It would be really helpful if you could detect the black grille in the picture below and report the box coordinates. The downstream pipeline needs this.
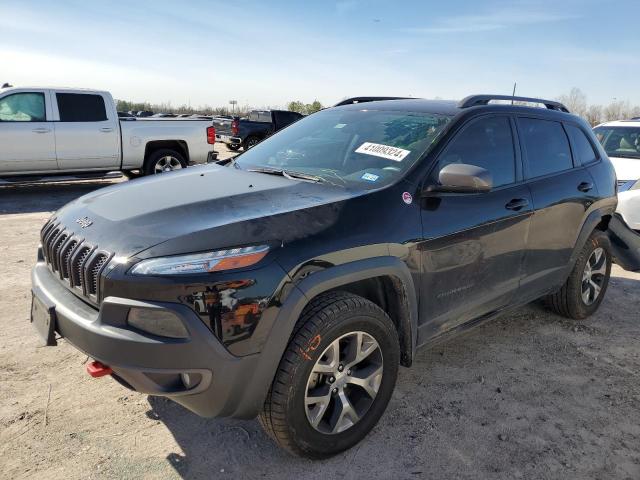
[40,219,111,301]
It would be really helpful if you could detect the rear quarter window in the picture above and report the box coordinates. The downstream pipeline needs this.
[56,93,107,122]
[519,118,572,178]
[565,124,598,165]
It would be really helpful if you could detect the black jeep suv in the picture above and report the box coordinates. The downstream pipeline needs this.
[32,95,618,458]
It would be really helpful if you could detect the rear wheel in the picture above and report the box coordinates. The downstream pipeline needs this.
[544,230,612,319]
[227,143,240,151]
[259,292,400,459]
[243,136,260,150]
[144,149,186,175]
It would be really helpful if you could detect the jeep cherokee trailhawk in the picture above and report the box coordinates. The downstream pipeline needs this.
[32,95,623,458]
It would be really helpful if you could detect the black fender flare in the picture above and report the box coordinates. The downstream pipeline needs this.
[294,256,418,365]
[607,213,640,272]
[564,208,611,279]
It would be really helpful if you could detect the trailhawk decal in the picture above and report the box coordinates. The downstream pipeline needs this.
[355,142,411,162]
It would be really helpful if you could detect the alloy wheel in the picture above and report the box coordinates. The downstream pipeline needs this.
[154,156,183,173]
[304,331,383,434]
[581,247,606,305]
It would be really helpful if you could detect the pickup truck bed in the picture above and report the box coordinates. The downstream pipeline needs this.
[214,110,303,150]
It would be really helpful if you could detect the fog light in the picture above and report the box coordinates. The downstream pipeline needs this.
[127,308,189,339]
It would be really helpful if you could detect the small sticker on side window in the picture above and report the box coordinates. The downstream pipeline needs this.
[334,123,347,128]
[355,142,410,162]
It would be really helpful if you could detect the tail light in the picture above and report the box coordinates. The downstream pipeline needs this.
[206,126,216,145]
[231,119,239,136]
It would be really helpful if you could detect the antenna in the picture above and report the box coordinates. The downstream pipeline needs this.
[511,82,517,105]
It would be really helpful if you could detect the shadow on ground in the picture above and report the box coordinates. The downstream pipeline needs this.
[0,180,122,214]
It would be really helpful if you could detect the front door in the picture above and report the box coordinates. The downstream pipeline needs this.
[418,115,532,341]
[0,90,57,174]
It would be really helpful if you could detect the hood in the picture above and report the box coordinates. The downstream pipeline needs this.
[52,165,359,258]
[609,156,640,181]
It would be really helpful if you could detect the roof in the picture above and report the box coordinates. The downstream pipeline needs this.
[333,97,576,119]
[0,86,110,95]
[596,120,640,128]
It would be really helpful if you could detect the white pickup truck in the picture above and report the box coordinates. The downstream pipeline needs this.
[0,86,216,179]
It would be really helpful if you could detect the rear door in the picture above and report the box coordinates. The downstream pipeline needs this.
[53,91,120,171]
[0,90,57,174]
[517,116,598,296]
[419,115,533,337]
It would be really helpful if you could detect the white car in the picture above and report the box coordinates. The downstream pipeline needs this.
[594,120,640,231]
[0,86,216,179]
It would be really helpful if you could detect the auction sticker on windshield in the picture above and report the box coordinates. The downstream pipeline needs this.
[355,142,411,162]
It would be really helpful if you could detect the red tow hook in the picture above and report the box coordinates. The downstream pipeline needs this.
[86,361,113,378]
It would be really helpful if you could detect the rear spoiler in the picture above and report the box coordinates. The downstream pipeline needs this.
[334,96,416,107]
[607,214,640,272]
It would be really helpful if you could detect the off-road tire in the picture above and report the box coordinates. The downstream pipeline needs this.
[143,149,186,175]
[258,291,400,459]
[545,230,612,319]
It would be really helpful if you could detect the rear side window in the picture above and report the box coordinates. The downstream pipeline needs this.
[519,118,572,178]
[56,93,107,122]
[248,111,271,122]
[566,124,598,165]
[0,92,46,122]
[438,116,516,187]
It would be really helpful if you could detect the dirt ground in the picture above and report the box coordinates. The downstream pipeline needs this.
[1,146,639,479]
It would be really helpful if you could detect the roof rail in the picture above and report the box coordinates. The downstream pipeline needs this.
[459,94,570,113]
[334,96,415,107]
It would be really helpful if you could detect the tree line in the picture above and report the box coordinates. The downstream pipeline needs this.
[115,99,325,117]
[556,88,640,125]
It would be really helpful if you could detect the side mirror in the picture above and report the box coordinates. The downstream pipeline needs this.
[426,163,493,194]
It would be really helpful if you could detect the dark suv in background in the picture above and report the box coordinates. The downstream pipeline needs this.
[32,94,622,458]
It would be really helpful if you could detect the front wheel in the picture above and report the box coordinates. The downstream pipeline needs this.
[544,230,612,319]
[259,292,400,459]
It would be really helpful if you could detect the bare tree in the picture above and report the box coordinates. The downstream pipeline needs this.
[557,87,588,118]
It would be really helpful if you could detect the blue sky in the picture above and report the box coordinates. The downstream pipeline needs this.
[1,0,638,108]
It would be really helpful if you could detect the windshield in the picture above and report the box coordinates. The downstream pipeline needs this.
[594,126,640,159]
[234,108,451,188]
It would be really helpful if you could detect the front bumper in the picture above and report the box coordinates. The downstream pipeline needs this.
[31,262,268,418]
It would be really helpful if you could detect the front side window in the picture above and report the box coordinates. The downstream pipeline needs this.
[593,126,640,160]
[235,108,451,188]
[519,118,572,178]
[56,93,107,122]
[566,124,598,165]
[437,116,516,188]
[0,93,46,122]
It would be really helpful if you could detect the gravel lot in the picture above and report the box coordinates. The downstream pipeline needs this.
[1,146,639,479]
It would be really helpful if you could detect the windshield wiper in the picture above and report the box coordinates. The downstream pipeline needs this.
[246,167,324,183]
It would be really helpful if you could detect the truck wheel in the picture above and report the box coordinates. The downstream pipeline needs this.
[243,136,260,150]
[144,149,186,175]
[259,292,400,459]
[544,230,612,319]
[227,144,240,151]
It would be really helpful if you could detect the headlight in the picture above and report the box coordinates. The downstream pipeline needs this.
[129,245,269,275]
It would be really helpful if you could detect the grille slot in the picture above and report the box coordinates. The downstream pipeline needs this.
[86,253,110,296]
[40,220,112,303]
[59,239,79,281]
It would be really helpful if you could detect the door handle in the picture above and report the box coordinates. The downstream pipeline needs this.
[99,127,114,133]
[578,182,593,192]
[505,198,529,211]
[32,128,51,134]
